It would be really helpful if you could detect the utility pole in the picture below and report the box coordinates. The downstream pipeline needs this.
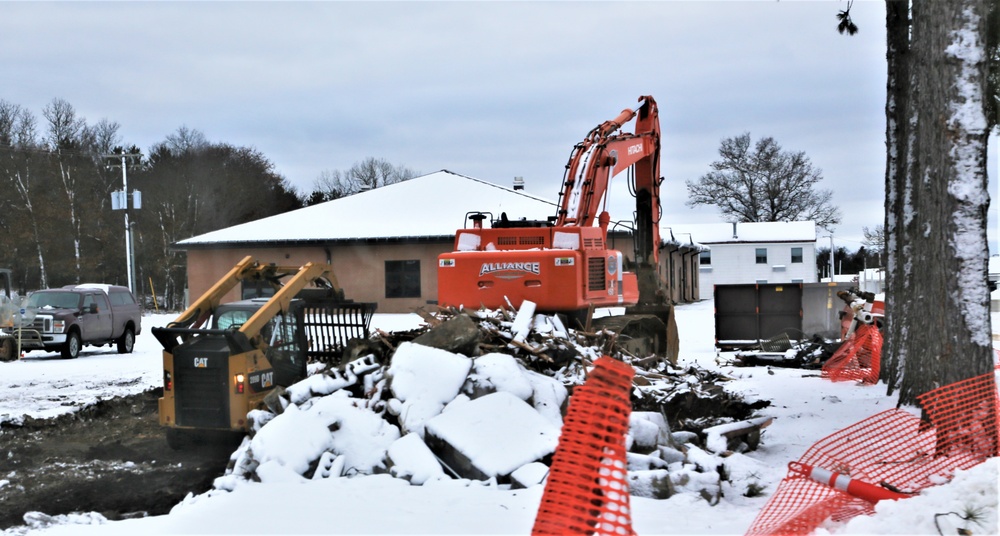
[828,232,835,279]
[820,231,835,280]
[105,153,142,293]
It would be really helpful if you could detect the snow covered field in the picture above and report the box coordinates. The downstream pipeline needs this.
[1,300,997,535]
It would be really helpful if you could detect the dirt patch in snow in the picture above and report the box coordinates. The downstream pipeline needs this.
[0,388,238,530]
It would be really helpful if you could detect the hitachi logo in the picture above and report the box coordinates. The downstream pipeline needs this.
[479,262,540,277]
[627,143,643,155]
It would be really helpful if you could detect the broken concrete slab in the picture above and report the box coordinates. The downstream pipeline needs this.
[522,369,567,428]
[386,433,446,485]
[462,352,534,401]
[411,313,480,355]
[630,411,673,447]
[510,462,549,489]
[386,342,472,436]
[423,391,560,481]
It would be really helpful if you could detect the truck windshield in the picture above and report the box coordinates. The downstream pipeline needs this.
[25,291,80,309]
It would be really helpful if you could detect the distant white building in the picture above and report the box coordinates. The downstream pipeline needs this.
[667,221,818,299]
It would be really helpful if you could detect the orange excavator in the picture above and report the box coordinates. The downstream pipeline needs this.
[438,95,678,362]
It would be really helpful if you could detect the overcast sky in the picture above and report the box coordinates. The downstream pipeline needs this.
[2,1,997,253]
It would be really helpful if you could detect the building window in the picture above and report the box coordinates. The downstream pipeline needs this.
[386,260,421,298]
[755,248,767,264]
[699,250,711,265]
[791,247,803,264]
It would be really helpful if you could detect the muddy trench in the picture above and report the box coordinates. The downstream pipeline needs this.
[0,388,238,530]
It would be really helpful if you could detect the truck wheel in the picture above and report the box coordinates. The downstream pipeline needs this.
[61,331,81,359]
[116,326,135,354]
[0,338,14,362]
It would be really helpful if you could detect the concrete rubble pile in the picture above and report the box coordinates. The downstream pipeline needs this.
[219,303,771,504]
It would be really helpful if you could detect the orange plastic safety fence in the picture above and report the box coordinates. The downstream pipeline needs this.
[747,370,999,536]
[822,324,882,384]
[532,356,635,536]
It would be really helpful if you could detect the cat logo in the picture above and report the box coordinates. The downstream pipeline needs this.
[249,369,276,393]
[193,357,208,368]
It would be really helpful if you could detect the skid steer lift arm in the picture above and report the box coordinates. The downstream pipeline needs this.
[154,256,341,352]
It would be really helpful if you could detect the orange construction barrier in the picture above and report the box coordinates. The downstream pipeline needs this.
[747,369,999,535]
[532,356,635,536]
[822,323,882,384]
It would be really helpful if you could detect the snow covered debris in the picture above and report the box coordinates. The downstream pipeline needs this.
[208,303,768,514]
[248,403,334,478]
[424,391,560,480]
[386,342,472,437]
[386,433,447,485]
[463,352,534,400]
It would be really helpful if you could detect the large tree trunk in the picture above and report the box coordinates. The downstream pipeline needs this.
[893,0,994,407]
[882,0,913,393]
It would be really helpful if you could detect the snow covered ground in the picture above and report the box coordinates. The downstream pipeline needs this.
[1,300,997,535]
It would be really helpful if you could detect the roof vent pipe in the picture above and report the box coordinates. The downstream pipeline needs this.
[732,222,738,239]
[513,176,525,190]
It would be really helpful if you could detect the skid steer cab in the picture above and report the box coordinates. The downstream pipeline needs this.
[153,257,376,449]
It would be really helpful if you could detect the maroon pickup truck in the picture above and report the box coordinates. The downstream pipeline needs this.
[3,284,142,359]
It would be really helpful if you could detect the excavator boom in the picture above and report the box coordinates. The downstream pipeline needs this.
[557,95,662,269]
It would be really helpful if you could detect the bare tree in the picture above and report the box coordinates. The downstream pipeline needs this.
[0,101,48,288]
[685,133,842,228]
[308,169,353,204]
[163,126,208,153]
[862,224,886,267]
[348,156,416,191]
[306,157,418,204]
[42,98,89,282]
[87,119,122,156]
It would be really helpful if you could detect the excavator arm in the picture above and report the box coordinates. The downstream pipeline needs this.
[556,96,664,288]
[556,96,662,266]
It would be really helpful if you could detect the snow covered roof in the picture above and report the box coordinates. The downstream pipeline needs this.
[667,221,816,245]
[175,170,559,247]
